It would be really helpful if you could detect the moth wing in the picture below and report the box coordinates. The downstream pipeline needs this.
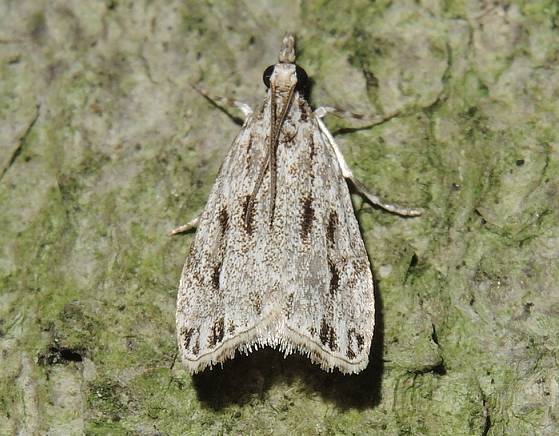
[273,104,375,374]
[177,95,375,374]
[176,112,284,373]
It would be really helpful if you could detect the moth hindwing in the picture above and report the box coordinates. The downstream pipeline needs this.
[176,34,413,374]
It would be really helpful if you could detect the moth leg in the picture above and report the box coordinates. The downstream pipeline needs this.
[314,106,400,125]
[191,83,253,119]
[169,214,201,236]
[315,114,423,217]
[348,177,422,216]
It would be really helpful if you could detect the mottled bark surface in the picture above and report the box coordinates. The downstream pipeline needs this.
[1,1,558,434]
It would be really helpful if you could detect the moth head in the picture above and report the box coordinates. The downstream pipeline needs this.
[262,63,309,95]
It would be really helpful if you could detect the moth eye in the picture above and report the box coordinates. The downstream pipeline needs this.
[262,65,275,88]
[295,65,309,93]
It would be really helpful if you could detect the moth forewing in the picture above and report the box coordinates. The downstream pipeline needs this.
[272,114,376,374]
[176,94,374,374]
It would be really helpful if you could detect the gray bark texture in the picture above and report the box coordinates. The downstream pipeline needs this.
[1,0,558,434]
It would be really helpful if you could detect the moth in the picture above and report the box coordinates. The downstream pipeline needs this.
[174,34,421,374]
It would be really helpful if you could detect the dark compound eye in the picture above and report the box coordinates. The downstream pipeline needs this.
[262,65,275,88]
[295,65,309,93]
